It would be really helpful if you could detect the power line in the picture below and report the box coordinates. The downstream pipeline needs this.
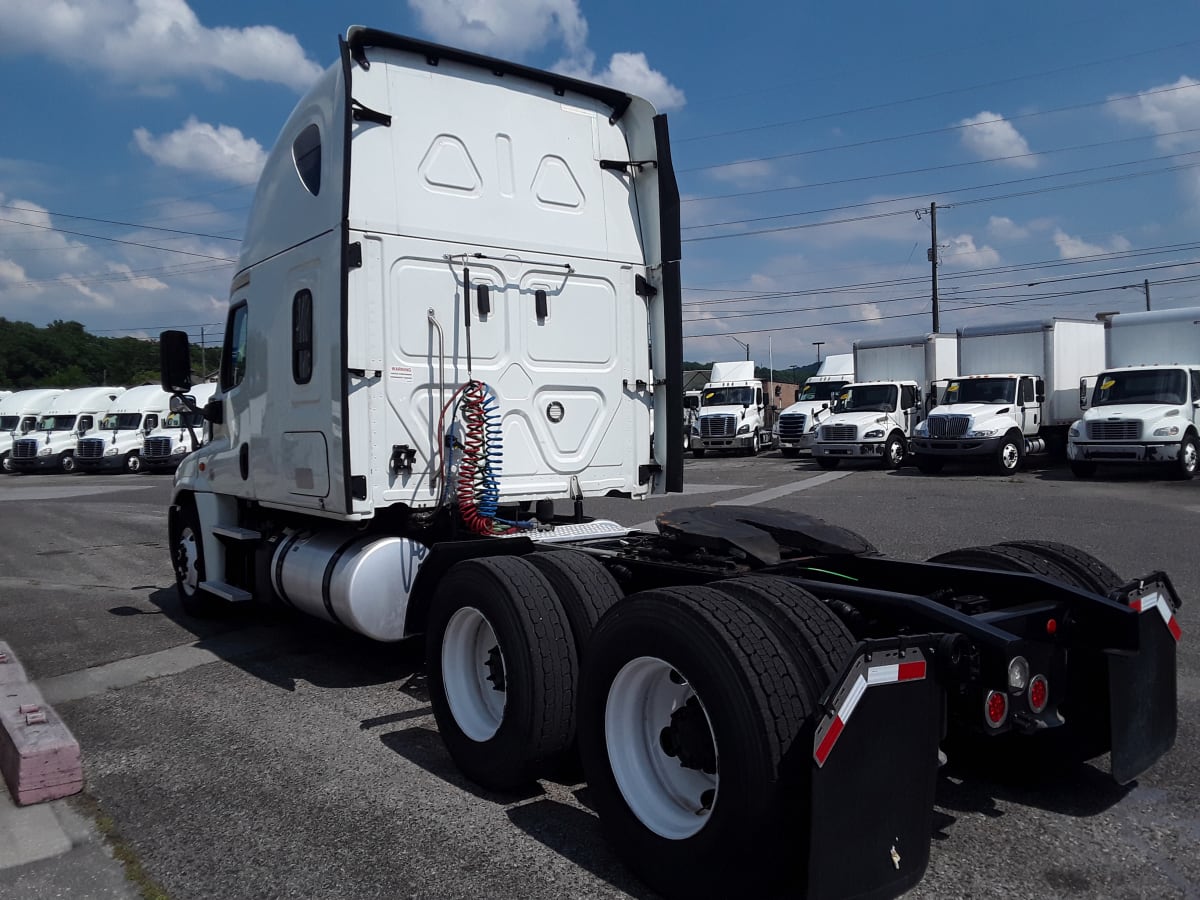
[0,216,238,262]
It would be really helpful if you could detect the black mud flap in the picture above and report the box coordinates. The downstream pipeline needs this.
[806,646,943,900]
[1109,584,1180,784]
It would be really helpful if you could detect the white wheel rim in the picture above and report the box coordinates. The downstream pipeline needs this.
[442,606,506,742]
[1002,443,1019,468]
[889,440,903,465]
[605,656,718,840]
[178,526,201,596]
[1183,442,1197,471]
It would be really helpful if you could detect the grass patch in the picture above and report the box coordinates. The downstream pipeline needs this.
[70,792,170,900]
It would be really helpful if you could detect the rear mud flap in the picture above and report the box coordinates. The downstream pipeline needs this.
[806,647,943,900]
[1109,589,1179,784]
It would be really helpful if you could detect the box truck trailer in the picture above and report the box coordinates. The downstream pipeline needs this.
[1068,306,1200,479]
[812,334,957,469]
[157,28,1179,900]
[775,353,855,457]
[0,389,64,473]
[9,386,126,473]
[689,360,775,456]
[911,319,1105,475]
[74,384,174,474]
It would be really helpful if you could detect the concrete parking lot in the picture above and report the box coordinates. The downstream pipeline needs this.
[0,455,1196,899]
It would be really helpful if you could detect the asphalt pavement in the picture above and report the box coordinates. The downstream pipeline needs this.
[0,454,1196,899]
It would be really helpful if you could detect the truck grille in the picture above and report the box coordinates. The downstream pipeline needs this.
[777,414,807,439]
[927,415,970,438]
[820,425,857,442]
[11,439,38,459]
[76,438,105,459]
[699,415,736,438]
[143,436,173,459]
[1087,421,1140,441]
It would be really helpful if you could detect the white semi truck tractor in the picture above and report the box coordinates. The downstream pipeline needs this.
[157,28,1180,900]
[910,319,1106,475]
[9,386,126,473]
[1068,306,1200,479]
[74,384,174,474]
[812,334,957,469]
[141,382,217,473]
[775,353,854,457]
[689,360,775,456]
[0,389,64,473]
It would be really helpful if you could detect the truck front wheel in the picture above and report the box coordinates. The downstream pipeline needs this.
[124,452,142,473]
[882,432,906,469]
[170,500,225,619]
[993,432,1023,475]
[1172,433,1198,480]
[60,453,76,474]
[427,556,577,792]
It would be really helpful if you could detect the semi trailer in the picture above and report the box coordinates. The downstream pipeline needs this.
[159,28,1180,900]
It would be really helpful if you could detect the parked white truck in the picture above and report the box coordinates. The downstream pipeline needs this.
[690,360,775,456]
[812,334,957,469]
[775,352,854,457]
[73,384,173,474]
[155,28,1180,900]
[0,389,64,473]
[141,382,217,473]
[1068,306,1200,479]
[911,318,1106,475]
[9,386,125,473]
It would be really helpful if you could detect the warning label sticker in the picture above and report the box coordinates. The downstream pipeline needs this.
[389,366,414,382]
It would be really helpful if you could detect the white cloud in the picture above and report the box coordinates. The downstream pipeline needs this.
[408,0,685,111]
[958,111,1037,167]
[986,216,1029,241]
[134,118,266,184]
[943,234,1001,269]
[1109,76,1200,150]
[0,0,323,92]
[1052,229,1132,259]
[859,303,883,322]
[0,257,27,286]
[105,262,168,292]
[707,160,775,184]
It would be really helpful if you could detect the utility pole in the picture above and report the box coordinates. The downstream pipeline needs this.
[200,326,207,377]
[928,202,940,333]
[812,341,824,364]
[1144,279,1151,311]
[730,336,749,361]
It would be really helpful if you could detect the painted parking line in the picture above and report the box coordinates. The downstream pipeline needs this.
[0,484,157,502]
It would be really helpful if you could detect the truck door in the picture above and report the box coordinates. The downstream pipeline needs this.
[1191,370,1200,426]
[1019,377,1038,433]
[901,384,919,433]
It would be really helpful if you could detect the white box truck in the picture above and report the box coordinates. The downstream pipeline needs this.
[775,352,855,457]
[689,360,775,456]
[153,27,1180,900]
[1,389,64,473]
[9,386,125,473]
[910,318,1105,475]
[141,382,217,473]
[812,334,957,469]
[1068,306,1200,479]
[73,384,174,474]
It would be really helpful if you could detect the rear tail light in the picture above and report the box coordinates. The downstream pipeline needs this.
[984,690,1008,728]
[1028,675,1049,713]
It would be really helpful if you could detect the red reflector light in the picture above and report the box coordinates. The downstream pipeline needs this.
[985,690,1007,728]
[1045,618,1057,635]
[1028,675,1048,713]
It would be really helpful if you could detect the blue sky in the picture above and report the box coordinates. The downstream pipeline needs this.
[3,1,1200,372]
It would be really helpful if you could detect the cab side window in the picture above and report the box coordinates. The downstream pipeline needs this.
[1191,369,1200,403]
[901,384,918,410]
[222,302,249,391]
[1021,378,1035,403]
[293,289,313,384]
[755,387,763,406]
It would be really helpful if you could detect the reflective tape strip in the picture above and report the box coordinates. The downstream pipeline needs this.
[814,652,929,767]
[1131,591,1182,643]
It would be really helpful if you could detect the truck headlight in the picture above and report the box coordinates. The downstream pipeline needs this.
[967,428,999,437]
[173,444,188,454]
[863,429,884,439]
[105,446,120,456]
[737,424,750,435]
[1069,424,1081,437]
[1153,425,1180,437]
[914,422,928,437]
[38,446,52,456]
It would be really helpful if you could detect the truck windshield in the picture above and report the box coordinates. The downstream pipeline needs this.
[1092,369,1187,406]
[799,380,850,402]
[0,416,18,431]
[101,413,143,430]
[703,387,755,407]
[164,411,206,428]
[942,378,1015,404]
[38,416,78,432]
[835,384,898,412]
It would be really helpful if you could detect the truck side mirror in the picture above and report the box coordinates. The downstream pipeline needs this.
[1079,376,1096,410]
[160,330,193,393]
[1035,377,1045,404]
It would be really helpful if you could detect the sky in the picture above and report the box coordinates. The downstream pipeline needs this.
[3,1,1200,372]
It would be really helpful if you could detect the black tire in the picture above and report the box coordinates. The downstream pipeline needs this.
[60,453,76,474]
[882,432,906,470]
[914,454,943,474]
[780,448,800,459]
[927,544,1076,583]
[124,452,143,474]
[745,430,761,456]
[427,556,578,792]
[996,540,1122,596]
[815,457,839,470]
[1,452,11,474]
[1069,460,1097,478]
[170,499,226,619]
[525,550,624,657]
[578,586,819,899]
[1172,433,1198,480]
[692,448,707,458]
[992,431,1023,475]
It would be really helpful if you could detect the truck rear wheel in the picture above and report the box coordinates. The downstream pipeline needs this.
[525,550,624,656]
[882,432,906,469]
[1172,433,1198,480]
[997,540,1122,596]
[992,432,1023,475]
[578,586,819,899]
[427,556,577,792]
